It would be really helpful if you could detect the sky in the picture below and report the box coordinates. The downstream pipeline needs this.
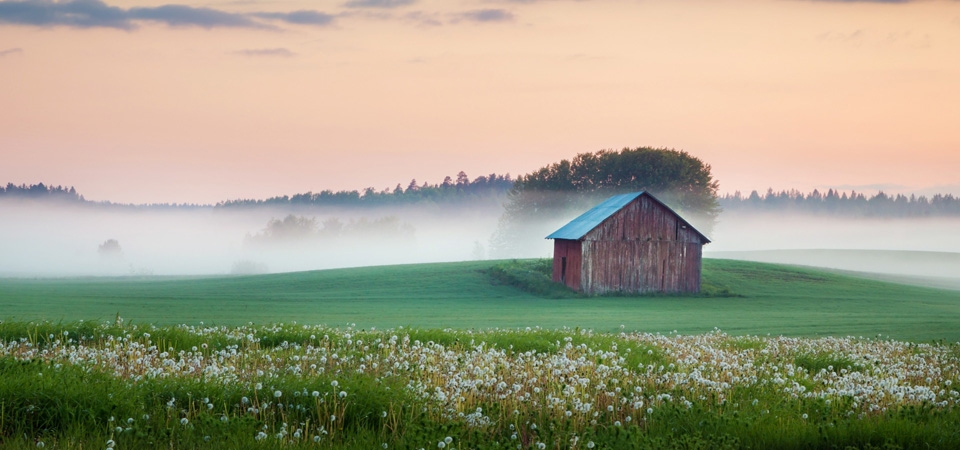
[1,0,959,204]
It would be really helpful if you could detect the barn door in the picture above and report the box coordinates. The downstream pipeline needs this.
[561,257,567,283]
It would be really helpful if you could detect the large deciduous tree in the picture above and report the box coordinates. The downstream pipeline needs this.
[491,147,720,257]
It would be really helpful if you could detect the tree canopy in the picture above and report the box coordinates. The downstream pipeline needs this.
[513,147,720,217]
[491,147,721,257]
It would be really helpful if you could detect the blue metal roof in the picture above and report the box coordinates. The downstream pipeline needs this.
[545,192,644,240]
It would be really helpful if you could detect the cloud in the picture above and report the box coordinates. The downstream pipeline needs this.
[0,0,134,29]
[252,10,335,26]
[0,47,23,56]
[456,9,513,22]
[342,0,415,9]
[403,10,441,27]
[234,47,295,57]
[128,4,261,28]
[0,0,334,30]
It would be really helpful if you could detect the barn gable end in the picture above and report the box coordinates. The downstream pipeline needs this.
[546,192,709,295]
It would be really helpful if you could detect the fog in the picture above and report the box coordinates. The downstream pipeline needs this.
[2,202,959,281]
[0,201,510,277]
[706,213,960,286]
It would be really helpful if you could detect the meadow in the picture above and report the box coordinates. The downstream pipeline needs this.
[1,259,959,341]
[1,321,959,449]
[2,259,960,448]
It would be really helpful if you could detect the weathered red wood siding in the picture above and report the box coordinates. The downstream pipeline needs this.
[552,239,582,291]
[578,195,705,295]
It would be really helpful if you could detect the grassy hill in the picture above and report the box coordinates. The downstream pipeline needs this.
[1,259,958,341]
[708,249,960,285]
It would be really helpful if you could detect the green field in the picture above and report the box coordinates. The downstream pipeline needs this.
[2,259,958,342]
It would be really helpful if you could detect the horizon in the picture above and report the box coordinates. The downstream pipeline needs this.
[3,0,959,204]
[5,174,960,206]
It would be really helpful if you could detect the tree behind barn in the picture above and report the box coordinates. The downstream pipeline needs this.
[491,147,720,257]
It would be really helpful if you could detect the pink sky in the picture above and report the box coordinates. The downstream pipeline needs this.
[1,0,959,204]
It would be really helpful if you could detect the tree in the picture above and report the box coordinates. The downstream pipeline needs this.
[491,147,720,257]
[456,171,469,188]
[98,239,122,256]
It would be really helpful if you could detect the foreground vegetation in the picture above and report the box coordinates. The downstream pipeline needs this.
[1,322,958,449]
[2,259,959,341]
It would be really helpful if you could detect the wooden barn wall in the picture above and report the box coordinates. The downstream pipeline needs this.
[579,196,704,295]
[552,239,582,291]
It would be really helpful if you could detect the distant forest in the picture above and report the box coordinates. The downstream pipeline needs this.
[216,172,514,208]
[4,180,960,217]
[720,189,960,217]
[0,183,84,202]
[0,173,514,208]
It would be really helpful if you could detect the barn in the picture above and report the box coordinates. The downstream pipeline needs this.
[546,192,710,295]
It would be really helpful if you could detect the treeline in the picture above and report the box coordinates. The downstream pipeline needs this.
[0,182,84,201]
[216,172,513,208]
[721,189,960,217]
[0,173,513,209]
